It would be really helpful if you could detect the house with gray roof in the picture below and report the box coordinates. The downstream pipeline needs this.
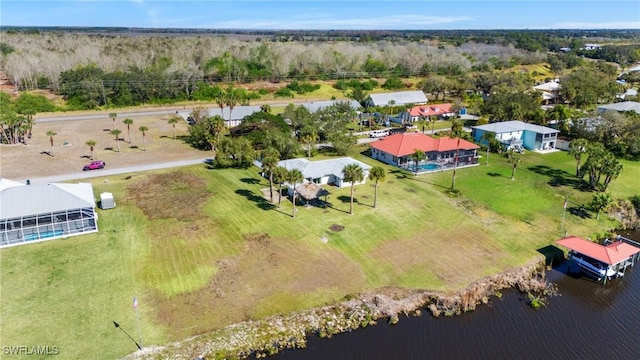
[300,100,362,113]
[277,157,372,194]
[177,105,262,127]
[365,91,428,108]
[1,179,98,247]
[472,121,560,152]
[597,101,640,115]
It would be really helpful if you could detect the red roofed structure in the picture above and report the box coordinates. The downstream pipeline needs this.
[370,133,480,173]
[556,236,640,265]
[403,103,456,123]
[555,235,640,283]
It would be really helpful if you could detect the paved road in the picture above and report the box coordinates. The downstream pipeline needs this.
[22,158,212,185]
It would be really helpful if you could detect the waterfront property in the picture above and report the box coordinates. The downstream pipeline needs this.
[0,178,98,247]
[369,132,480,173]
[277,157,372,195]
[365,90,428,108]
[471,121,559,152]
[555,236,640,284]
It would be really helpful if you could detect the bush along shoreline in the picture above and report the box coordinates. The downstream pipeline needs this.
[125,259,548,360]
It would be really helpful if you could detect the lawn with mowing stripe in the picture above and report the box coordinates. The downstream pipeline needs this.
[1,149,636,359]
[425,150,626,241]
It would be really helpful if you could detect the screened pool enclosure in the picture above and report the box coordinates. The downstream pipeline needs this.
[0,179,98,247]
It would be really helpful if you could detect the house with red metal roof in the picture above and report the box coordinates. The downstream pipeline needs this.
[370,133,480,173]
[399,103,456,124]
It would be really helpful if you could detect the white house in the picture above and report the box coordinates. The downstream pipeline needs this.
[1,179,98,247]
[581,44,601,51]
[533,80,561,104]
[277,157,372,195]
[365,91,428,108]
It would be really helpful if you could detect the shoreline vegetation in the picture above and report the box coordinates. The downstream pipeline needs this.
[126,260,546,360]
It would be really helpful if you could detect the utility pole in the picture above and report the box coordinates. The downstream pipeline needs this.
[101,80,108,108]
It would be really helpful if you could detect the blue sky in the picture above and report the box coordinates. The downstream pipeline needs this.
[2,1,639,30]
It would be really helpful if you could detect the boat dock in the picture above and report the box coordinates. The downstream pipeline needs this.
[556,235,640,285]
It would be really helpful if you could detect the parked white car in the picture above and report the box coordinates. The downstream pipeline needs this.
[369,130,389,138]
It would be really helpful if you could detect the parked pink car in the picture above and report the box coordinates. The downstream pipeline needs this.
[83,160,106,171]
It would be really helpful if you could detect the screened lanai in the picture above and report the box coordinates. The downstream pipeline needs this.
[0,179,98,248]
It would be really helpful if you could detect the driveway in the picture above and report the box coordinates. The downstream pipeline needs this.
[22,158,213,185]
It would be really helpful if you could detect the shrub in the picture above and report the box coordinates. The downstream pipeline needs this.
[274,88,294,98]
[287,80,320,94]
[381,77,404,90]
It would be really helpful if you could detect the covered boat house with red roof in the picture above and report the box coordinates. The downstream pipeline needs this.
[555,236,640,284]
[370,132,480,173]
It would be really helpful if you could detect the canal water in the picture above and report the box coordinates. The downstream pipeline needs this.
[276,230,640,360]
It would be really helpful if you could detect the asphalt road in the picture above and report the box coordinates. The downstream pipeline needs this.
[23,158,212,185]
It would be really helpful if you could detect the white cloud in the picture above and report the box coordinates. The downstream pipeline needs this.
[210,14,473,29]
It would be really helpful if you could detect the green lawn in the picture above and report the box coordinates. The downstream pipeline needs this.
[1,148,637,359]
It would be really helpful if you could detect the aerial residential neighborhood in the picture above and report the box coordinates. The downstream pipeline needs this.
[1,1,640,359]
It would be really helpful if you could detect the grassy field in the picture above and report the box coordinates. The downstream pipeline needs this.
[1,147,636,359]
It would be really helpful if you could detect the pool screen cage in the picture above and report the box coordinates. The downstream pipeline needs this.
[0,207,97,247]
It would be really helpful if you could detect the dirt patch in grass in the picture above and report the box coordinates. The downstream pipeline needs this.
[0,112,206,180]
[330,224,345,232]
[369,227,508,288]
[153,233,366,340]
[126,172,208,220]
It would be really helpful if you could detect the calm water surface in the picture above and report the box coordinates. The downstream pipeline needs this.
[276,230,640,360]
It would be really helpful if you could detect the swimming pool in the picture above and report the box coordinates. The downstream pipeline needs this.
[417,163,441,171]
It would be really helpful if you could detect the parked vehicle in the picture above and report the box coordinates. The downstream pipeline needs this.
[83,160,106,171]
[369,130,390,138]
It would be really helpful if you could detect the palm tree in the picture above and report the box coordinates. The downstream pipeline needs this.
[46,130,57,155]
[343,163,364,215]
[287,169,304,218]
[300,126,318,158]
[85,140,97,160]
[273,166,289,208]
[109,112,117,130]
[590,192,612,220]
[138,126,149,151]
[225,85,239,124]
[548,105,573,134]
[210,115,226,150]
[261,148,280,203]
[168,116,180,140]
[411,149,426,174]
[451,137,461,188]
[110,129,122,152]
[569,138,589,177]
[481,131,496,166]
[602,157,623,190]
[509,151,521,180]
[430,116,437,135]
[368,166,386,208]
[122,118,134,143]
